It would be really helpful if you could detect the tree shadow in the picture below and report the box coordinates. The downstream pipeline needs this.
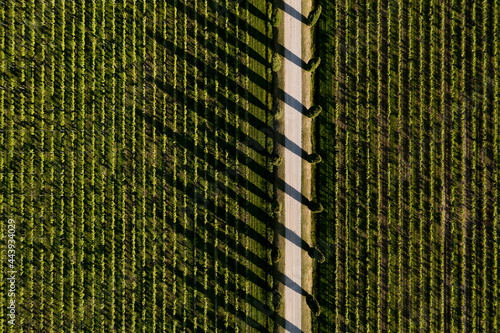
[275,220,312,254]
[136,86,273,181]
[169,0,270,59]
[277,87,306,114]
[277,43,307,68]
[284,135,309,159]
[275,316,303,333]
[168,257,271,332]
[277,1,308,23]
[146,26,269,90]
[276,176,310,205]
[274,273,311,333]
[247,1,269,22]
[169,175,273,250]
[171,218,271,291]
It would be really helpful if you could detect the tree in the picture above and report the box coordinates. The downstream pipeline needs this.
[271,8,282,27]
[304,105,322,118]
[308,201,324,213]
[306,153,322,164]
[308,247,326,263]
[307,5,322,26]
[272,155,283,166]
[274,106,284,120]
[305,57,321,72]
[271,246,282,263]
[271,201,282,214]
[306,294,321,316]
[272,53,282,72]
[272,288,283,310]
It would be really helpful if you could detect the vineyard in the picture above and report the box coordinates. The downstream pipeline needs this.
[2,0,499,331]
[0,0,277,331]
[316,0,500,332]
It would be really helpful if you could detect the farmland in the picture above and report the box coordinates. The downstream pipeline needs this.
[2,0,499,331]
[316,0,500,332]
[0,0,277,331]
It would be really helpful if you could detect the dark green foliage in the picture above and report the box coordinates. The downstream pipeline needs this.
[272,289,283,310]
[306,57,321,72]
[271,201,282,213]
[271,8,282,27]
[306,294,321,316]
[274,106,284,120]
[272,155,283,166]
[5,0,276,330]
[272,53,282,72]
[307,5,322,26]
[308,247,326,263]
[271,246,282,263]
[308,201,324,213]
[317,0,500,331]
[306,153,322,164]
[304,105,322,118]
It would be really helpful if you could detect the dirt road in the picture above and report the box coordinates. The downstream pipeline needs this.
[283,0,303,331]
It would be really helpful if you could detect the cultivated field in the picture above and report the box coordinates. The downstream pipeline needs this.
[4,0,496,332]
[0,0,276,331]
[316,0,499,331]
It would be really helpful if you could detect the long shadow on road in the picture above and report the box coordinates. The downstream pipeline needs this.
[277,43,307,68]
[275,177,310,205]
[277,0,308,22]
[277,87,306,114]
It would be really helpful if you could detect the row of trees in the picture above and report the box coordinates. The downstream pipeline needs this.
[269,2,325,214]
[267,2,325,320]
[306,4,323,219]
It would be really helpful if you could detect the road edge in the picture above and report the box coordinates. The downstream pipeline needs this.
[301,0,315,331]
